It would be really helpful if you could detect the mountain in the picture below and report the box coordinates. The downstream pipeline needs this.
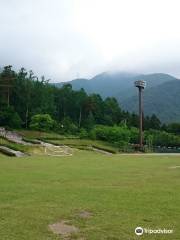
[122,80,180,123]
[54,72,180,123]
[54,78,90,91]
[55,72,176,98]
[54,72,140,98]
[115,73,177,102]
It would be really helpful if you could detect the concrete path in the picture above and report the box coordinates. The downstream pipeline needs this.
[0,127,31,145]
[0,146,26,157]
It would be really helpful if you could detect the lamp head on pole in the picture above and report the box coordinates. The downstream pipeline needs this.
[134,80,146,89]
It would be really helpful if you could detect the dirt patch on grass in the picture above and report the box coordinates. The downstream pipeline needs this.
[169,166,180,169]
[49,220,78,237]
[78,211,92,219]
[40,141,73,156]
[92,146,113,155]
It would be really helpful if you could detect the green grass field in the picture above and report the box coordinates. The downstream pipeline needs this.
[0,151,180,240]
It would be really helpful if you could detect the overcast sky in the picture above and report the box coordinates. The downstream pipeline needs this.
[1,0,180,82]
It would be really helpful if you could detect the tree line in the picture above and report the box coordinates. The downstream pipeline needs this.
[0,66,162,128]
[0,66,179,148]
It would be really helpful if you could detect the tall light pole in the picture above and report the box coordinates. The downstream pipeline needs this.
[134,80,146,151]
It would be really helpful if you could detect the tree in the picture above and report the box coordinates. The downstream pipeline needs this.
[83,112,95,130]
[149,114,161,129]
[60,117,78,134]
[74,89,87,127]
[0,105,22,128]
[127,112,139,128]
[104,97,122,125]
[0,65,16,106]
[167,123,180,135]
[30,114,55,131]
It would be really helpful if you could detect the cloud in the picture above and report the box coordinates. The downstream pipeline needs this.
[0,0,180,81]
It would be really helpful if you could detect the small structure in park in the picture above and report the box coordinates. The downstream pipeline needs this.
[134,80,146,151]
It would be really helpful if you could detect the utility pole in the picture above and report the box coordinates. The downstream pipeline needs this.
[134,80,146,151]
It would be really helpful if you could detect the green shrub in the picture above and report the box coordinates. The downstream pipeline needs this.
[88,129,96,140]
[145,129,180,147]
[30,114,55,131]
[79,128,88,139]
[92,125,131,146]
[59,117,78,134]
[129,127,139,144]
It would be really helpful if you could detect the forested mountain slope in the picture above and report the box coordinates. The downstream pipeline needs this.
[55,72,179,122]
[122,80,180,123]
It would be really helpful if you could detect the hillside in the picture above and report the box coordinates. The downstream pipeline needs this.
[54,72,139,98]
[116,73,177,102]
[54,72,179,123]
[55,72,177,100]
[122,80,180,123]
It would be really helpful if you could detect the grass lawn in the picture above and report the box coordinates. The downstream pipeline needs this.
[18,130,77,140]
[0,151,180,239]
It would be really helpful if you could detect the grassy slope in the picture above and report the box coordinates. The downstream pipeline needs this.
[0,137,30,153]
[18,130,76,140]
[0,151,180,240]
[17,130,119,153]
[0,137,46,155]
[46,139,119,153]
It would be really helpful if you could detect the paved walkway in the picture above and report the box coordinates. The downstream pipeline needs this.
[0,146,26,157]
[0,127,31,145]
